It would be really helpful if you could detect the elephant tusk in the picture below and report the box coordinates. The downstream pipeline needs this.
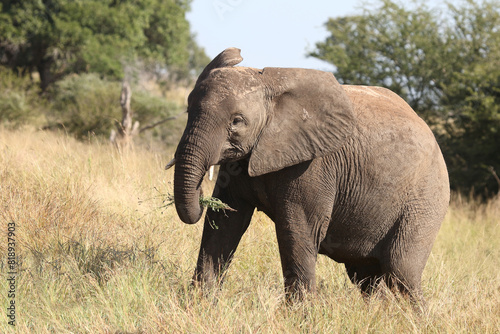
[165,158,176,170]
[208,165,215,181]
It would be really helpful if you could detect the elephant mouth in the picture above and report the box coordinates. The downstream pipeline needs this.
[219,143,248,163]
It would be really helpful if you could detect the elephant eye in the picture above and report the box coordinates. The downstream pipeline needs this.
[231,115,245,126]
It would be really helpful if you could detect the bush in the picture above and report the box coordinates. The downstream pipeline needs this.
[46,74,122,139]
[132,90,183,128]
[0,68,45,128]
[46,73,184,140]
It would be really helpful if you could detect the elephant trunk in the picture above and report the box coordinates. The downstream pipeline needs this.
[173,140,209,225]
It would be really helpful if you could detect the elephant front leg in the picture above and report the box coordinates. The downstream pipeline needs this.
[193,197,255,289]
[275,227,319,300]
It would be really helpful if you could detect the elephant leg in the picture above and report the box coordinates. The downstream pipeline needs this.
[345,262,382,296]
[382,212,440,305]
[193,190,255,289]
[275,226,319,300]
[383,258,425,305]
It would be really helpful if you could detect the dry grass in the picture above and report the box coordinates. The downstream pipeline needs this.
[0,128,499,333]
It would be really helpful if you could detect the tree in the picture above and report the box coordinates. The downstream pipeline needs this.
[309,0,500,196]
[0,0,208,91]
[438,1,500,194]
[309,0,446,116]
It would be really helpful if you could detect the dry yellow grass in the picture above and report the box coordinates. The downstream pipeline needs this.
[0,128,499,333]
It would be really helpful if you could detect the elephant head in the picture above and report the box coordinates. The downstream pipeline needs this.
[172,48,355,224]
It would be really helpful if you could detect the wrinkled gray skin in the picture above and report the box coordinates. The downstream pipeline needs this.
[173,48,450,302]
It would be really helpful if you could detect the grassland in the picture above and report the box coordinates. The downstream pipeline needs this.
[0,128,499,333]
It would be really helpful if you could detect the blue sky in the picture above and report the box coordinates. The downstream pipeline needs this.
[187,0,451,71]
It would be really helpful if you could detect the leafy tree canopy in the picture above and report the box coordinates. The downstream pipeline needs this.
[310,0,500,196]
[0,0,209,91]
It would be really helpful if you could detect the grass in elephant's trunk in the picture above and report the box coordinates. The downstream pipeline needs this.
[198,196,236,212]
[158,192,236,214]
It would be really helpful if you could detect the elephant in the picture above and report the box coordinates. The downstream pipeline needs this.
[168,48,450,303]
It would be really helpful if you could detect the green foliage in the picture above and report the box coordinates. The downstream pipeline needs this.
[199,196,236,212]
[310,0,500,196]
[45,74,183,139]
[438,1,500,194]
[0,67,45,127]
[46,74,121,138]
[309,0,447,115]
[131,90,182,127]
[158,192,236,214]
[0,0,208,90]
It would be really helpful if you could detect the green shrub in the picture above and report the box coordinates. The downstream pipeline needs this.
[0,67,44,128]
[46,74,122,139]
[46,73,184,140]
[132,90,183,127]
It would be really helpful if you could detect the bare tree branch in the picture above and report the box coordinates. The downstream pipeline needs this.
[139,112,185,133]
[487,166,500,194]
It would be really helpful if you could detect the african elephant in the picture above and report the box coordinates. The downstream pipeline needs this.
[168,48,450,302]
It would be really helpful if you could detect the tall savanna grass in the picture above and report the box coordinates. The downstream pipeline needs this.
[0,128,499,333]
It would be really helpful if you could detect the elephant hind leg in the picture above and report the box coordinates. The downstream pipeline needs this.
[381,257,426,305]
[345,262,383,296]
[345,261,426,309]
[383,272,424,303]
[382,212,442,305]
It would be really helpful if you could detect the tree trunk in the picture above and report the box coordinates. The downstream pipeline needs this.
[110,81,139,149]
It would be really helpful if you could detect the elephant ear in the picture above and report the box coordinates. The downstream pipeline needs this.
[195,47,243,86]
[248,68,355,177]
